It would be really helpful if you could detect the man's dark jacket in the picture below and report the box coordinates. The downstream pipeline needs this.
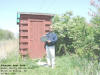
[45,32,58,46]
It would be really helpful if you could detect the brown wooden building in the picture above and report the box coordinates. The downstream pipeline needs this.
[17,12,54,59]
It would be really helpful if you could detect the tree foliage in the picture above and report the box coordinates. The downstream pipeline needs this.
[89,0,100,16]
[0,29,15,40]
[52,11,100,62]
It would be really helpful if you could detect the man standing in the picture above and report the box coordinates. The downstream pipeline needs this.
[45,26,58,69]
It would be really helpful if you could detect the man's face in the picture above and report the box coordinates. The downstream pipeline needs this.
[49,26,53,32]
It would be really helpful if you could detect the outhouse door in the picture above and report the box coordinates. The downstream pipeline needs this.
[28,20,45,58]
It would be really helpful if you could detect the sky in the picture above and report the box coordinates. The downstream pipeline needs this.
[0,0,92,35]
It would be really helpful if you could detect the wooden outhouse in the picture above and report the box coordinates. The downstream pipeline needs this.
[17,12,54,59]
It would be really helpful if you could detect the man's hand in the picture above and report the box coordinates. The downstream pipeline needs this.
[47,40,51,43]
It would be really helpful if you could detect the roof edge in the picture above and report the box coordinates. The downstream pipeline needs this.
[17,12,55,17]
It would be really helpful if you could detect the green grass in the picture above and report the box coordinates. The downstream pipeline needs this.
[0,52,100,75]
[0,40,100,75]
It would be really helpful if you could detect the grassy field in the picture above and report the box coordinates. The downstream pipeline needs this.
[0,40,18,60]
[0,40,100,75]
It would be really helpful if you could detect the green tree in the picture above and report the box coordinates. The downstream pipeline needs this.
[89,0,100,62]
[0,29,15,40]
[53,11,98,62]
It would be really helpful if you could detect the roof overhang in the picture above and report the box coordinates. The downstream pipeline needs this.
[17,12,54,17]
